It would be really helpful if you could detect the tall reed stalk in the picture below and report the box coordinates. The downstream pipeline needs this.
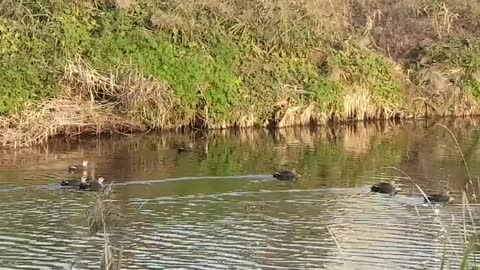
[86,184,124,270]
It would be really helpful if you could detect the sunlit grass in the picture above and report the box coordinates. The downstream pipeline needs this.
[1,0,480,148]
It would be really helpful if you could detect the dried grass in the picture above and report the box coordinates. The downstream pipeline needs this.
[114,0,133,9]
[277,104,321,128]
[0,57,183,149]
[63,58,178,129]
[354,0,480,61]
[414,66,480,117]
[342,86,378,120]
[0,94,144,149]
[86,184,123,235]
[86,184,124,270]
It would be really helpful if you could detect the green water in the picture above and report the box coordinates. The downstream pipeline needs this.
[0,119,479,269]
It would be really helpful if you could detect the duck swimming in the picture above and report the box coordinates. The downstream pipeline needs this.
[424,191,454,204]
[178,143,194,153]
[370,181,401,196]
[61,175,88,187]
[69,160,88,173]
[79,177,105,191]
[273,169,300,181]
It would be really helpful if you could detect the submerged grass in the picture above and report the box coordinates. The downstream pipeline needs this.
[1,0,480,147]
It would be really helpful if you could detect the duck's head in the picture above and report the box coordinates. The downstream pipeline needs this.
[98,177,105,184]
[81,175,88,183]
[82,160,89,167]
[448,196,455,204]
[292,168,301,177]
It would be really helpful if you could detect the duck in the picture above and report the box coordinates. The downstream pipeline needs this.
[177,142,194,153]
[424,191,454,204]
[79,177,105,191]
[370,181,401,196]
[68,160,88,173]
[273,169,300,181]
[61,175,88,187]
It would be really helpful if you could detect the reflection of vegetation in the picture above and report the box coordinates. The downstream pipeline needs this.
[3,119,480,192]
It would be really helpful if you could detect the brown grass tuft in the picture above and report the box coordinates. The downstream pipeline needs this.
[0,95,144,149]
[0,57,183,149]
[86,184,124,269]
[114,0,133,9]
[342,86,377,120]
[62,58,178,129]
[149,11,184,31]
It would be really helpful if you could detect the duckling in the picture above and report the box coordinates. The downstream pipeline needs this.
[61,175,88,187]
[79,177,105,191]
[370,181,401,196]
[424,191,454,204]
[178,142,194,153]
[273,168,300,181]
[68,160,88,173]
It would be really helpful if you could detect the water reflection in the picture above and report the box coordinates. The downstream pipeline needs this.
[0,118,480,268]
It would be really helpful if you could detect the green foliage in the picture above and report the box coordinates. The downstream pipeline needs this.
[308,79,344,112]
[0,18,59,113]
[0,0,404,122]
[467,81,480,99]
[330,45,403,107]
[429,39,480,71]
[428,38,480,99]
[7,0,478,125]
[54,9,246,124]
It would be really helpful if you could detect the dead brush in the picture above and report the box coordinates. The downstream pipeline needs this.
[0,94,144,149]
[167,0,351,50]
[86,184,123,235]
[342,86,379,121]
[63,58,179,129]
[414,66,480,117]
[86,183,124,270]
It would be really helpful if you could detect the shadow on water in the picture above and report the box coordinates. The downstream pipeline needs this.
[0,118,480,269]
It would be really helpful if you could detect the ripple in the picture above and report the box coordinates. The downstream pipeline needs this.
[2,123,480,269]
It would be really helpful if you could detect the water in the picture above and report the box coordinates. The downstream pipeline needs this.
[1,119,480,269]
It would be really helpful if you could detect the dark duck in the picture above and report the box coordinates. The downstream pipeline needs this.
[79,177,105,191]
[177,142,194,153]
[61,175,88,187]
[68,160,88,173]
[370,181,401,196]
[424,191,454,204]
[273,169,300,181]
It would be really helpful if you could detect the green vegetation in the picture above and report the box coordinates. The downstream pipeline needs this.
[427,38,480,98]
[0,0,480,147]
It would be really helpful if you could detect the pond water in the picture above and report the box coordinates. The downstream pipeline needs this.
[1,119,480,269]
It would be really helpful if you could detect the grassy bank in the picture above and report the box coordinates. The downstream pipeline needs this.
[1,0,480,147]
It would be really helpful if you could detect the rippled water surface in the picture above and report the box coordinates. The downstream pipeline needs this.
[2,119,480,269]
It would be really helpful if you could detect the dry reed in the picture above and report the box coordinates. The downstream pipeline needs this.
[63,58,178,129]
[0,56,185,149]
[86,183,124,270]
[0,95,144,149]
